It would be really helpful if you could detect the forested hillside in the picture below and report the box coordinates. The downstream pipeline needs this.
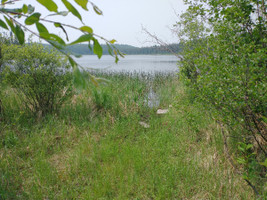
[43,43,181,55]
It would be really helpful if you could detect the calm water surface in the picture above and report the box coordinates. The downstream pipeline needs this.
[74,55,178,73]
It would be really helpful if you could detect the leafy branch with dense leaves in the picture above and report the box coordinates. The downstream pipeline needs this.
[178,0,266,197]
[0,0,124,89]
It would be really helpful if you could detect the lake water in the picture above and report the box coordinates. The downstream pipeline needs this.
[74,55,178,73]
[75,55,178,108]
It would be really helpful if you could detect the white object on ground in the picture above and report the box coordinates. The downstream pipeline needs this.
[156,109,169,115]
[139,121,150,128]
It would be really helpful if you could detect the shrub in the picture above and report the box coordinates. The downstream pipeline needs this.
[3,43,73,117]
[176,0,266,196]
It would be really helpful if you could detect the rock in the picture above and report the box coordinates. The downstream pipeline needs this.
[156,109,169,115]
[139,121,150,128]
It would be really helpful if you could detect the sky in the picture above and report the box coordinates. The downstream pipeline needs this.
[5,0,187,47]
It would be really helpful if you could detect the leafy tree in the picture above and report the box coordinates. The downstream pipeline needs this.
[177,0,266,196]
[0,0,123,86]
[0,0,124,115]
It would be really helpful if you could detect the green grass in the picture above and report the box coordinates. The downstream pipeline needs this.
[0,72,254,199]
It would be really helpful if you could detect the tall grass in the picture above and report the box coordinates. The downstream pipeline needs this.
[0,72,254,199]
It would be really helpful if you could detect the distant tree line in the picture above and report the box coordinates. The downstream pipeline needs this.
[43,43,181,55]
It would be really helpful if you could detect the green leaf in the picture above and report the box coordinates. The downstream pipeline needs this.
[110,39,116,44]
[40,33,66,46]
[74,0,88,11]
[68,56,76,68]
[93,39,102,59]
[36,22,48,33]
[242,175,249,181]
[25,12,41,25]
[0,8,22,14]
[246,144,253,150]
[262,116,267,124]
[22,4,28,14]
[0,19,8,30]
[1,0,8,4]
[27,4,35,14]
[118,50,125,58]
[73,66,86,92]
[260,158,267,167]
[238,142,246,152]
[92,4,103,15]
[88,43,92,51]
[106,43,113,56]
[47,40,66,51]
[108,47,113,56]
[61,0,82,21]
[95,77,110,85]
[54,22,61,28]
[58,11,69,16]
[69,34,92,45]
[80,26,93,34]
[37,0,58,12]
[54,23,69,41]
[115,56,119,63]
[237,157,246,164]
[113,49,118,56]
[4,16,15,32]
[46,11,69,17]
[15,25,25,45]
[89,74,99,87]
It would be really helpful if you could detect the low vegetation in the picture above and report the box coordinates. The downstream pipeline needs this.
[0,70,255,199]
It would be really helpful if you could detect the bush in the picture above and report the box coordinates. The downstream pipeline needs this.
[176,0,266,196]
[3,43,73,117]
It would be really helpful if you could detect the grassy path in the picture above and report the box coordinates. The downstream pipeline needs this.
[0,73,254,199]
